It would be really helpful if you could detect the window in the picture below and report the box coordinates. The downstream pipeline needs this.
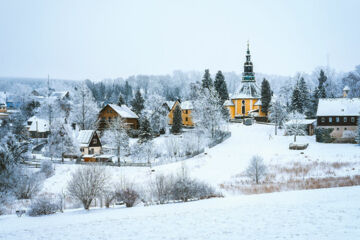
[92,139,97,144]
[337,128,339,130]
[336,117,340,123]
[80,148,84,152]
[108,117,112,121]
[185,110,188,114]
[345,128,347,130]
[329,117,332,123]
[110,110,113,113]
[102,117,105,121]
[351,117,355,123]
[185,117,188,122]
[321,117,325,123]
[344,117,347,123]
[241,100,246,114]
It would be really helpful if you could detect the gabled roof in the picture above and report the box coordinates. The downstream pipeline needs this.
[180,101,193,110]
[28,117,49,132]
[50,91,69,99]
[77,130,95,147]
[165,101,175,109]
[232,81,261,99]
[224,100,234,106]
[317,98,360,116]
[107,104,139,119]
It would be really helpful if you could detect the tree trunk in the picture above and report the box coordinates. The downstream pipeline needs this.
[294,134,297,142]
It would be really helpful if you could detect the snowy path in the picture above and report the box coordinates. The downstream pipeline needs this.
[1,186,360,240]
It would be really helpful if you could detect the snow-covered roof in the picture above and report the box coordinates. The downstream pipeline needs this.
[317,98,360,116]
[232,82,261,99]
[180,101,193,110]
[77,130,95,147]
[28,118,49,133]
[108,104,139,119]
[165,101,175,109]
[224,100,234,106]
[50,91,69,99]
[285,119,316,125]
[254,99,262,106]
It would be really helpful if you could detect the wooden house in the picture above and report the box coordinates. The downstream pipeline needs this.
[316,92,360,142]
[26,116,50,138]
[98,104,139,130]
[77,130,102,157]
[168,100,194,127]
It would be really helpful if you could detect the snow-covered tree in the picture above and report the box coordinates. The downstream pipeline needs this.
[131,89,145,116]
[310,70,328,117]
[138,116,152,142]
[145,94,168,135]
[131,140,154,164]
[261,78,272,113]
[342,65,360,98]
[101,118,129,166]
[286,112,306,142]
[202,69,213,90]
[268,100,288,135]
[214,71,229,103]
[171,105,182,134]
[70,82,99,130]
[67,164,108,210]
[192,83,228,139]
[117,94,125,106]
[356,117,360,145]
[246,155,267,184]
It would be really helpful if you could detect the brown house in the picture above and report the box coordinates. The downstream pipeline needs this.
[77,130,102,162]
[98,104,139,130]
[316,96,360,141]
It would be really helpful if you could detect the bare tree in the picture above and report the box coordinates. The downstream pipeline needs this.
[285,112,306,142]
[152,174,173,204]
[246,155,267,184]
[67,164,108,210]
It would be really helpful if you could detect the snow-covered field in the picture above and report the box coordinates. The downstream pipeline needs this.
[1,186,360,240]
[39,123,360,196]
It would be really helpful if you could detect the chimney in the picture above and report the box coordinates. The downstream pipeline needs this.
[343,86,350,98]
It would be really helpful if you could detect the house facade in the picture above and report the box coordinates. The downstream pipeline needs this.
[98,104,139,130]
[316,94,360,141]
[168,100,194,127]
[77,130,102,157]
[26,116,50,138]
[225,43,267,120]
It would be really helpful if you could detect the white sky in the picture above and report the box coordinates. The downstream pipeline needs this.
[0,0,359,80]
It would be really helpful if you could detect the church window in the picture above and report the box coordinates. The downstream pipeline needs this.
[185,117,188,122]
[241,100,245,114]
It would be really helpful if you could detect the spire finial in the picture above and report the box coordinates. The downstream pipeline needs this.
[247,40,249,51]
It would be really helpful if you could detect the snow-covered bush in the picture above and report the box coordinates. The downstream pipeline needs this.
[28,196,60,216]
[315,128,334,143]
[67,164,108,210]
[151,174,174,204]
[14,171,45,199]
[115,187,140,207]
[246,155,267,184]
[102,188,116,208]
[40,160,54,178]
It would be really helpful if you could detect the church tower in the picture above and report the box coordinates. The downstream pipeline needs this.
[224,42,267,120]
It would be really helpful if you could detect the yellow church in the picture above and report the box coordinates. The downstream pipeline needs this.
[225,43,267,120]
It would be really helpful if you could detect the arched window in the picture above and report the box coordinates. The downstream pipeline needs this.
[241,100,246,114]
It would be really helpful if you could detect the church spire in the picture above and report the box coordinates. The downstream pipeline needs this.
[242,41,255,82]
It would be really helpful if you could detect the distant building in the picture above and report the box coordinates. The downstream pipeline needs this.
[26,116,50,138]
[168,100,194,127]
[225,42,267,120]
[316,88,360,141]
[98,104,139,130]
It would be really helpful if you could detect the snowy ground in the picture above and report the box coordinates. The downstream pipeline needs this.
[1,186,360,240]
[39,123,360,196]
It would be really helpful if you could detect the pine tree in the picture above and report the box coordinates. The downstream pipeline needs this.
[298,77,310,115]
[214,71,229,103]
[139,116,152,142]
[291,83,302,113]
[171,105,182,134]
[130,89,145,115]
[124,81,133,104]
[117,94,125,106]
[310,70,328,117]
[261,78,272,114]
[202,69,213,90]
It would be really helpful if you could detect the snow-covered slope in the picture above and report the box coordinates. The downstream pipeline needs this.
[1,186,359,240]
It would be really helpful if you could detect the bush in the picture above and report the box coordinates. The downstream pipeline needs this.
[14,171,45,199]
[67,164,108,210]
[40,160,54,178]
[102,189,116,208]
[315,128,334,143]
[28,196,59,216]
[127,129,141,138]
[116,187,140,207]
[152,174,173,204]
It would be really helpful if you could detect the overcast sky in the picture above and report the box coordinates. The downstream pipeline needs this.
[0,0,359,80]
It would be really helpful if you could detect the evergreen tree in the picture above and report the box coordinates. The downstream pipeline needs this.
[214,71,229,103]
[124,81,133,104]
[298,77,310,116]
[260,78,272,113]
[139,116,152,142]
[310,70,328,117]
[117,94,125,106]
[171,105,182,134]
[130,89,145,115]
[291,82,302,113]
[202,69,213,90]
